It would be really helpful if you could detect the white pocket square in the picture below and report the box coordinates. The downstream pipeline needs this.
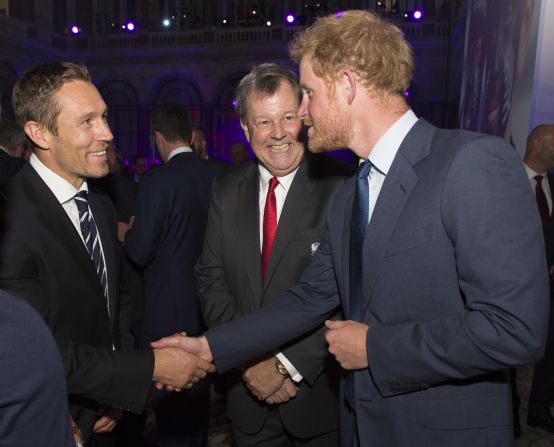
[310,242,320,256]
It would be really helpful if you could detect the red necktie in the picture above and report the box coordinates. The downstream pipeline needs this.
[261,177,279,285]
[534,175,550,226]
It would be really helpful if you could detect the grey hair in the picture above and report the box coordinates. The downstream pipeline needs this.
[234,63,303,122]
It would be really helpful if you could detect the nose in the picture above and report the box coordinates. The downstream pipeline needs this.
[99,119,113,143]
[298,93,309,120]
[271,121,285,140]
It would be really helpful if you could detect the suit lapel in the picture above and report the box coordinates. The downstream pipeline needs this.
[359,119,434,319]
[238,165,263,307]
[262,160,313,295]
[23,166,107,306]
[88,193,117,324]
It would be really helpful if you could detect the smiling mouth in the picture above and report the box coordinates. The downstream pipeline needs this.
[270,144,289,153]
[90,150,107,157]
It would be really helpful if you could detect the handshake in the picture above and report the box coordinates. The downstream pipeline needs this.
[149,334,298,404]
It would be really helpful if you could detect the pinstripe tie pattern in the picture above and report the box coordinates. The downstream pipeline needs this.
[74,191,109,313]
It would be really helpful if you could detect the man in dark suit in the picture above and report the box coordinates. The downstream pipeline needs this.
[0,62,213,446]
[0,118,26,183]
[0,288,73,447]
[125,104,219,447]
[523,123,554,433]
[154,10,549,447]
[196,64,353,446]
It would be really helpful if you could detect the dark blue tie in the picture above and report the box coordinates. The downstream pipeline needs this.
[345,160,372,409]
[74,191,109,313]
[349,160,372,320]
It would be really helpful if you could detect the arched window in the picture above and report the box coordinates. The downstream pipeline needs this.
[98,80,140,158]
[210,72,248,161]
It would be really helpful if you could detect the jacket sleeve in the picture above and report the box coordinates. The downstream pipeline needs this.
[0,221,153,414]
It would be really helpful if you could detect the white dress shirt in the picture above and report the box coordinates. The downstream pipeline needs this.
[29,153,110,307]
[524,163,553,214]
[258,164,303,382]
[362,109,419,223]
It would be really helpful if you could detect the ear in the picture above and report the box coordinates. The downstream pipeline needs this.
[338,69,357,105]
[24,121,50,150]
[240,120,251,143]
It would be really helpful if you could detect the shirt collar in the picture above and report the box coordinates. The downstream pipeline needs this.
[29,153,88,204]
[168,146,193,161]
[366,109,418,175]
[523,162,546,179]
[258,163,299,193]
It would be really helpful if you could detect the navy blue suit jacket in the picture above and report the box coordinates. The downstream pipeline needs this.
[125,152,219,341]
[0,289,73,446]
[206,120,549,446]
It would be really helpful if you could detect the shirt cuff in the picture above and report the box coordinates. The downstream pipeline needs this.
[276,352,303,383]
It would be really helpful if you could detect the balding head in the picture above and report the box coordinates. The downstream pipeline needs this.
[524,124,554,174]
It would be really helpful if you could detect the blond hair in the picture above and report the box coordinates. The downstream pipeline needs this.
[290,10,413,98]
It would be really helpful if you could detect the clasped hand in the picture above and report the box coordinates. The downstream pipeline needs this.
[242,356,298,404]
[151,333,215,391]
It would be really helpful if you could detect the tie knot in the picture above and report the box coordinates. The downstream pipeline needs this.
[74,191,89,212]
[268,176,279,192]
[534,175,544,183]
[358,160,372,180]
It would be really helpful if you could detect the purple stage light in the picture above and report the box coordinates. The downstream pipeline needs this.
[70,25,81,35]
[335,11,344,18]
[285,14,296,24]
[404,91,410,97]
[412,10,424,21]
[125,21,136,32]
[232,99,238,107]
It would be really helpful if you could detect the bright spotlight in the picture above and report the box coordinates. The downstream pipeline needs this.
[285,14,295,24]
[413,10,424,21]
[162,19,170,27]
[70,25,81,35]
[124,21,136,32]
[266,20,272,26]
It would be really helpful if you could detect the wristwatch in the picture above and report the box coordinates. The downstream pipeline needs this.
[274,357,289,377]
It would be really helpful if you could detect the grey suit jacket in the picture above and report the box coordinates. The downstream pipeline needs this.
[197,154,353,437]
[206,119,549,446]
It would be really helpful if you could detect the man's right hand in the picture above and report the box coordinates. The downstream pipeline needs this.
[152,346,215,390]
[151,333,213,362]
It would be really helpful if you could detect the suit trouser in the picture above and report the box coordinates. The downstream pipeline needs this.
[233,406,339,447]
[150,378,210,447]
[528,296,554,417]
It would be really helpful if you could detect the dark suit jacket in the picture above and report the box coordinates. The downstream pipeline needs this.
[196,154,353,437]
[0,149,25,185]
[0,164,154,444]
[206,120,549,446]
[0,289,73,446]
[125,152,219,342]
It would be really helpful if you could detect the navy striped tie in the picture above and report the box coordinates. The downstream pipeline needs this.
[74,191,109,313]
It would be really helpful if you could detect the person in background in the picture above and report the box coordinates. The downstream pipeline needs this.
[229,141,249,166]
[523,123,554,434]
[131,155,147,183]
[125,104,220,447]
[0,118,26,182]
